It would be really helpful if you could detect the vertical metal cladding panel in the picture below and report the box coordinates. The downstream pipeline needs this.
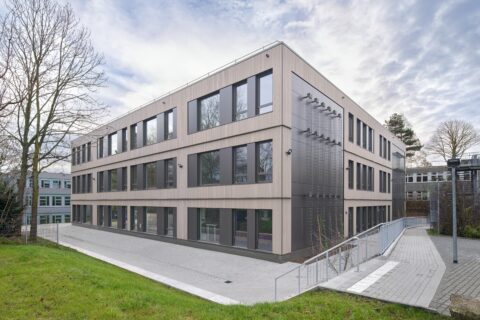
[219,86,233,125]
[187,208,198,240]
[136,121,144,148]
[157,207,165,236]
[187,154,198,187]
[247,209,256,250]
[172,107,177,139]
[219,208,233,246]
[157,113,165,143]
[291,73,344,252]
[247,76,257,118]
[247,143,256,184]
[172,158,177,187]
[156,160,165,189]
[219,147,233,185]
[187,100,198,134]
[137,164,144,190]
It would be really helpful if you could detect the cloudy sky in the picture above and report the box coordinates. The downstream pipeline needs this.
[68,0,479,164]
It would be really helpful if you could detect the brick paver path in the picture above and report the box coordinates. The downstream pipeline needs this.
[429,235,480,315]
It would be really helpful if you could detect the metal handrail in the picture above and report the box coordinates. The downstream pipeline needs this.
[274,216,428,301]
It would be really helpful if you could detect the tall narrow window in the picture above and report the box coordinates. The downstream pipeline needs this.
[146,207,157,234]
[388,173,391,193]
[379,135,383,157]
[233,146,248,184]
[109,133,118,155]
[98,172,104,192]
[362,123,367,149]
[130,124,137,149]
[356,119,361,146]
[383,137,387,159]
[122,167,128,191]
[145,162,157,189]
[198,208,220,243]
[144,117,157,146]
[72,148,76,165]
[165,159,175,188]
[256,209,272,252]
[233,209,247,248]
[368,128,373,152]
[109,169,117,191]
[257,71,273,114]
[356,163,361,190]
[348,160,354,189]
[348,113,354,142]
[387,141,391,161]
[234,82,248,121]
[130,207,139,231]
[199,151,220,185]
[130,165,137,190]
[199,93,220,130]
[98,137,104,158]
[368,167,373,191]
[82,144,86,162]
[165,208,175,237]
[165,110,174,140]
[256,141,272,182]
[121,128,128,152]
[87,142,91,161]
[110,206,118,228]
[362,164,367,190]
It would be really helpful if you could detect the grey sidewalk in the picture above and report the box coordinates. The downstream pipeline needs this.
[39,224,298,305]
[429,235,480,315]
[321,227,446,309]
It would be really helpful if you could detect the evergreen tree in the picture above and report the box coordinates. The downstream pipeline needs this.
[385,113,422,157]
[0,177,23,236]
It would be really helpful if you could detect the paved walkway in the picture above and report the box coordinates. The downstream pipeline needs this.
[321,227,446,309]
[39,224,298,305]
[429,235,480,315]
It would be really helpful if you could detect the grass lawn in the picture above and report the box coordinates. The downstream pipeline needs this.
[0,240,446,320]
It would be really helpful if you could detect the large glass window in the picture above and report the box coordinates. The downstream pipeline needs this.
[110,206,118,228]
[199,93,220,130]
[130,207,139,231]
[52,196,62,206]
[165,208,175,237]
[121,128,128,152]
[256,210,272,252]
[98,137,104,158]
[144,117,157,146]
[122,167,128,191]
[233,209,247,248]
[348,160,354,189]
[165,110,174,140]
[257,72,272,114]
[130,124,137,149]
[39,196,49,206]
[146,207,157,234]
[109,132,118,155]
[199,151,220,185]
[145,162,157,189]
[368,128,373,152]
[130,165,138,190]
[234,82,248,121]
[256,141,272,182]
[165,159,175,188]
[233,146,247,184]
[109,169,118,191]
[198,208,220,243]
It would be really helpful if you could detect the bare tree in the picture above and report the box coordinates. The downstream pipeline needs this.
[406,150,431,168]
[426,120,480,162]
[1,0,106,239]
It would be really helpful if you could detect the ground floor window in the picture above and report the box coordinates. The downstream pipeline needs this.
[110,206,119,228]
[165,208,175,237]
[52,215,62,223]
[233,209,247,248]
[131,207,139,231]
[39,215,49,224]
[146,207,157,234]
[198,208,220,243]
[64,215,71,223]
[256,210,272,252]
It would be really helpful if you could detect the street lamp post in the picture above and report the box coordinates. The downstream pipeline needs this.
[447,158,460,264]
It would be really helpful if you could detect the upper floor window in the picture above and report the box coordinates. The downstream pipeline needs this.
[130,165,138,190]
[233,145,248,184]
[87,142,91,161]
[109,132,118,155]
[121,128,128,152]
[234,82,248,121]
[144,117,157,146]
[52,179,61,189]
[348,160,354,189]
[41,180,51,188]
[145,162,157,189]
[256,141,272,182]
[199,93,220,131]
[165,158,175,188]
[257,72,272,115]
[64,180,71,189]
[98,137,104,158]
[348,113,354,142]
[165,110,174,140]
[199,150,220,185]
[130,124,137,149]
[109,169,118,191]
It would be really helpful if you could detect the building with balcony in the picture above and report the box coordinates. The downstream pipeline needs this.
[71,42,405,260]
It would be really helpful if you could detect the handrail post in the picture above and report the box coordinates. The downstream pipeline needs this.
[356,237,360,272]
[338,247,342,273]
[365,236,368,261]
[316,257,319,283]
